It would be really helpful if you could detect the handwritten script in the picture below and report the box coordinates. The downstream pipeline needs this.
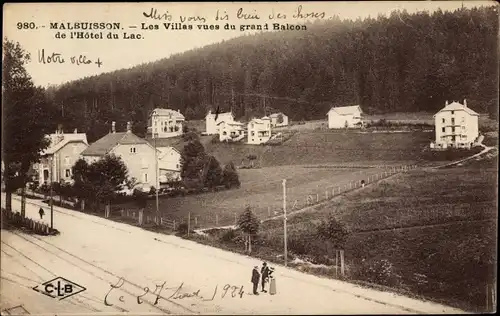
[104,277,245,307]
[143,5,328,23]
[38,49,103,68]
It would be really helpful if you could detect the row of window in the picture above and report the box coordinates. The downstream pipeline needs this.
[154,126,179,133]
[441,126,466,133]
[441,135,467,140]
[441,116,465,124]
[154,120,177,126]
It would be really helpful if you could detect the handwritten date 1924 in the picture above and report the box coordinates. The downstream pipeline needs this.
[104,277,244,307]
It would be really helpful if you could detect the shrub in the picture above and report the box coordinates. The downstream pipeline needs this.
[149,186,156,195]
[177,223,189,235]
[211,134,220,143]
[222,162,240,189]
[316,215,350,250]
[219,228,238,242]
[28,182,38,192]
[353,258,404,288]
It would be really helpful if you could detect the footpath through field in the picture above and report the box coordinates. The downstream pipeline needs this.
[195,143,496,234]
[195,164,416,234]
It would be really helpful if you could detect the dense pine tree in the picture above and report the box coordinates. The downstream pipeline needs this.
[46,6,498,143]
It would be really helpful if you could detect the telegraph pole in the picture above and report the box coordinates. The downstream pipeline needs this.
[50,156,54,229]
[283,179,288,267]
[154,137,159,224]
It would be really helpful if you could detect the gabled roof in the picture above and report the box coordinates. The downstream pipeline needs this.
[81,132,149,156]
[327,105,362,116]
[145,137,184,152]
[433,101,479,117]
[248,118,268,125]
[269,112,286,118]
[206,110,234,119]
[41,133,88,155]
[216,120,245,126]
[150,108,185,119]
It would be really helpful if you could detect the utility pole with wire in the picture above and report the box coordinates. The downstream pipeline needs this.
[283,179,288,267]
[154,135,160,224]
[50,156,54,229]
[231,87,235,114]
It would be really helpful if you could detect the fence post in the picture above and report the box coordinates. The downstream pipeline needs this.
[486,284,489,311]
[335,251,339,278]
[267,207,271,218]
[173,220,176,230]
[340,250,345,276]
[188,212,191,237]
[216,214,219,226]
[316,193,319,203]
[195,216,198,227]
[234,213,237,225]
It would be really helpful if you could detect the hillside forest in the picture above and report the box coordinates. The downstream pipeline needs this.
[45,6,498,142]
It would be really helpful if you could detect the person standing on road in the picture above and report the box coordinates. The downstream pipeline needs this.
[261,262,270,293]
[251,266,260,295]
[39,207,45,219]
[269,267,277,295]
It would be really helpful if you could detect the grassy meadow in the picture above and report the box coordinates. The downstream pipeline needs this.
[255,162,497,312]
[114,164,399,227]
[206,130,434,168]
[115,131,436,227]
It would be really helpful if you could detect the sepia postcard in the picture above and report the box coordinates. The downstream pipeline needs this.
[1,1,498,315]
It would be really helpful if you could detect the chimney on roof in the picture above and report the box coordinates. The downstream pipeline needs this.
[111,121,116,133]
[445,100,449,106]
[464,99,467,107]
[126,121,132,133]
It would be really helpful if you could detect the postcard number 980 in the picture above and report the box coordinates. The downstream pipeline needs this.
[17,22,36,30]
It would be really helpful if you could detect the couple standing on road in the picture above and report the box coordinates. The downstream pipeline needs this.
[251,262,276,295]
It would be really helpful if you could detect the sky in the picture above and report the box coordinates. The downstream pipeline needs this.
[3,1,496,87]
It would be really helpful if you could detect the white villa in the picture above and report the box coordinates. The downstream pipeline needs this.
[269,112,289,127]
[34,128,89,185]
[327,105,363,129]
[81,122,159,188]
[217,121,246,142]
[148,108,185,139]
[431,99,480,149]
[247,117,272,145]
[145,138,182,183]
[205,110,235,135]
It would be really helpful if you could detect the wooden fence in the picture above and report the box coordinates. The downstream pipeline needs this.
[115,208,177,230]
[1,208,58,236]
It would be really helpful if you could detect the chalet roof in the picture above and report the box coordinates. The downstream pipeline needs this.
[216,120,245,126]
[434,101,479,117]
[41,133,88,156]
[328,105,362,116]
[269,112,286,118]
[206,110,234,118]
[249,118,268,125]
[81,132,148,156]
[145,137,184,152]
[151,108,185,119]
